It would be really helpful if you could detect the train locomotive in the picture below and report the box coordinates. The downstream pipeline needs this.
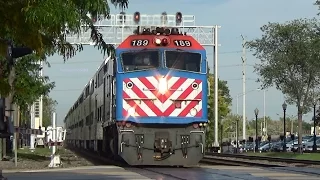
[65,15,209,166]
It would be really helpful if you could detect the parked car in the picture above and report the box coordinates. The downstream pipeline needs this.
[304,139,320,152]
[244,142,255,152]
[292,135,320,152]
[258,142,274,152]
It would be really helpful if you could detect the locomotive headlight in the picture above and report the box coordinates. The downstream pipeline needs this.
[155,38,161,45]
[189,108,197,116]
[127,107,135,116]
[158,77,167,94]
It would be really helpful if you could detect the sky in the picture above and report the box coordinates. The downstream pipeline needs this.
[44,0,319,126]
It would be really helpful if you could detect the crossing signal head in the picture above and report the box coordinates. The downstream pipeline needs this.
[120,12,126,23]
[176,12,182,24]
[91,14,97,23]
[134,12,140,24]
[161,12,167,24]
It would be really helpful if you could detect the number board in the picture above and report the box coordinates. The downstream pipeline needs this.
[173,40,192,47]
[131,39,149,47]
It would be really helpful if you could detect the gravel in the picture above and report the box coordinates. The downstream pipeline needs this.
[0,148,94,171]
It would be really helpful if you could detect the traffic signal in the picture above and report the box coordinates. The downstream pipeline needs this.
[133,12,140,24]
[176,12,182,24]
[267,135,271,141]
[280,135,284,141]
[291,134,295,141]
[120,11,126,24]
[6,42,33,68]
[258,136,262,142]
[92,15,97,23]
[10,47,33,59]
[249,137,253,142]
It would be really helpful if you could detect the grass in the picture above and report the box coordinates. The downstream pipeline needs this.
[7,147,64,162]
[244,152,320,161]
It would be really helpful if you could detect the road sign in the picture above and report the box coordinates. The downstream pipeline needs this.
[14,127,42,135]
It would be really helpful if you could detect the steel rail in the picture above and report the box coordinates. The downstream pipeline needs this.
[205,152,320,165]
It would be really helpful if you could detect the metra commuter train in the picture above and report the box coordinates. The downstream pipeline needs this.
[64,16,209,166]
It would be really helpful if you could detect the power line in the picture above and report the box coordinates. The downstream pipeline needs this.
[51,89,83,92]
[224,78,256,81]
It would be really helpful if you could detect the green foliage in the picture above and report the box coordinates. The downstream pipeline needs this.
[0,0,127,58]
[0,0,128,112]
[220,114,241,139]
[206,74,232,146]
[42,96,58,127]
[13,55,54,111]
[246,18,320,114]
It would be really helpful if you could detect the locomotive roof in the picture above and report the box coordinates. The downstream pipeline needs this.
[117,34,204,50]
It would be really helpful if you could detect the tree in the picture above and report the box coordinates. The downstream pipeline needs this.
[12,55,54,111]
[0,0,129,58]
[0,0,128,141]
[246,18,320,152]
[221,114,242,140]
[206,74,232,146]
[42,96,58,127]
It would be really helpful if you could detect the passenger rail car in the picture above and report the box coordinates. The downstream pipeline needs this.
[65,20,209,166]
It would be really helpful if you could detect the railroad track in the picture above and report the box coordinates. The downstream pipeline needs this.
[67,146,306,168]
[65,146,201,180]
[205,152,320,165]
[52,147,320,178]
[201,154,320,177]
[200,156,284,167]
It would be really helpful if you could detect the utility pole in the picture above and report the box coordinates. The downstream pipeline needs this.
[263,90,266,136]
[236,94,239,115]
[241,34,247,141]
[213,25,219,149]
[30,104,35,150]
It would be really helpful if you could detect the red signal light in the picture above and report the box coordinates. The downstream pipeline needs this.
[133,12,140,24]
[92,14,97,23]
[176,12,182,24]
[161,38,168,46]
[154,37,170,46]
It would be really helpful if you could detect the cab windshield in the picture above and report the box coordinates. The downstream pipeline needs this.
[165,51,201,72]
[121,50,160,72]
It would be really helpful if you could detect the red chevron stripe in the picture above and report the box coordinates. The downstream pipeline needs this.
[123,91,148,116]
[124,79,162,116]
[195,109,202,117]
[163,79,202,116]
[160,77,188,103]
[178,92,202,117]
